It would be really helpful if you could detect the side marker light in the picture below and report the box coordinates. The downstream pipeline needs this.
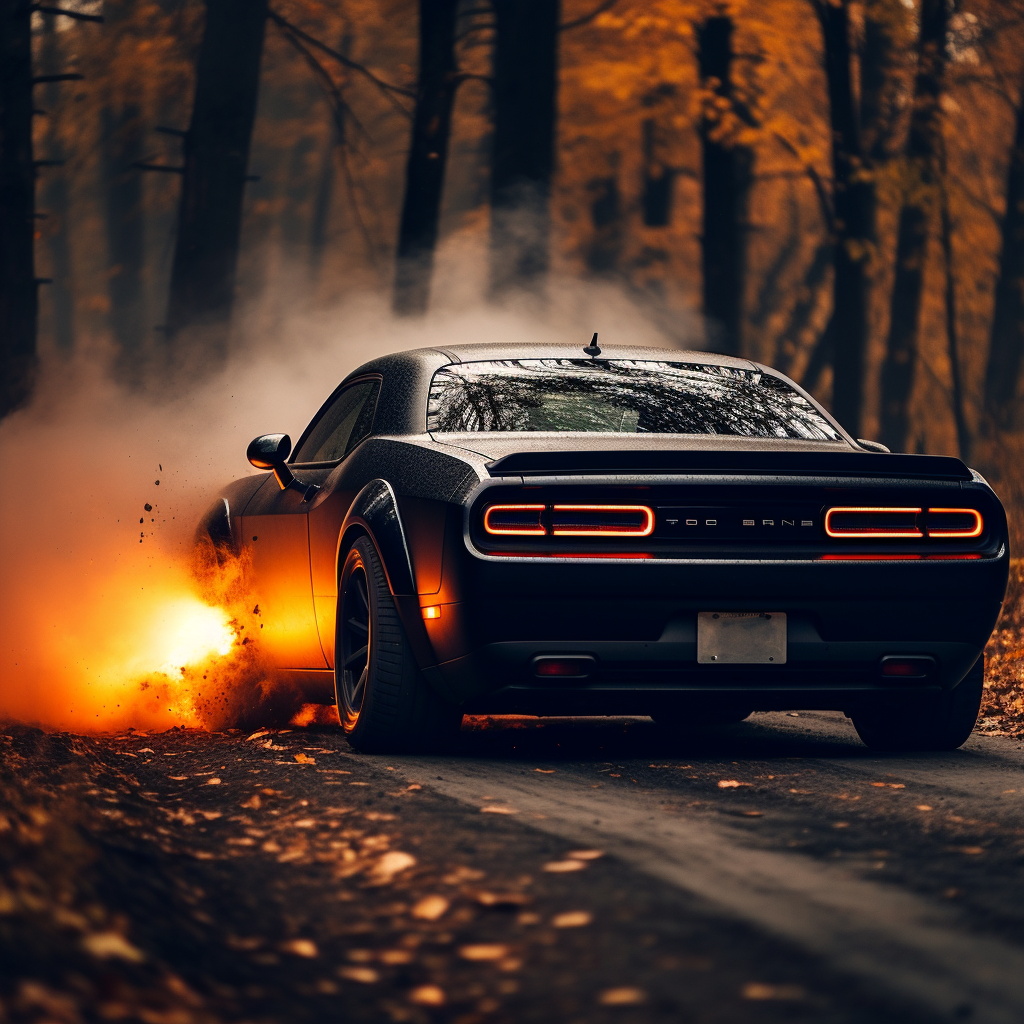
[422,606,442,620]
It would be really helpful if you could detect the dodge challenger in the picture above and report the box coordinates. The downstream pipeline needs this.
[196,341,1010,752]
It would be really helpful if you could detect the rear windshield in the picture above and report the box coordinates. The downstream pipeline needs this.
[427,359,842,441]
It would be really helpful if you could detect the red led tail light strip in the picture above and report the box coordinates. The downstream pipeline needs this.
[482,504,546,536]
[551,504,655,537]
[823,506,984,540]
[482,503,655,538]
[927,508,983,538]
[824,507,923,538]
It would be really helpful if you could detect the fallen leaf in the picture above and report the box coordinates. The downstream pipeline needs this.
[370,851,417,882]
[553,911,592,928]
[459,944,510,961]
[240,795,262,810]
[832,821,850,829]
[168,776,188,781]
[379,949,415,965]
[474,891,530,909]
[81,933,144,963]
[742,982,806,1001]
[534,768,555,773]
[205,778,222,786]
[409,985,445,1006]
[718,780,749,789]
[543,860,586,873]
[293,819,316,828]
[411,895,449,920]
[137,748,155,753]
[294,753,315,765]
[916,804,933,811]
[281,938,318,958]
[246,731,270,742]
[567,849,604,860]
[598,987,646,1006]
[958,846,985,855]
[480,805,518,814]
[338,966,378,983]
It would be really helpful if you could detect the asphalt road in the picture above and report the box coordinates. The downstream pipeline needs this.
[2,711,1022,1024]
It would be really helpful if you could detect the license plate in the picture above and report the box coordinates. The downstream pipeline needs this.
[697,612,787,664]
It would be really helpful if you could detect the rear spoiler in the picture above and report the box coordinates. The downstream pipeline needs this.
[486,449,972,480]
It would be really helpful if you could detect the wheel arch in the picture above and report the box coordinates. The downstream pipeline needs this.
[335,479,416,597]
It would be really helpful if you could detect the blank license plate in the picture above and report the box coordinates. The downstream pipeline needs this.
[697,612,787,664]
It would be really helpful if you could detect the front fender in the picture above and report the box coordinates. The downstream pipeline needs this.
[338,479,416,596]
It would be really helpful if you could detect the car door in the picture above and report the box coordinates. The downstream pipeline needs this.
[241,379,381,669]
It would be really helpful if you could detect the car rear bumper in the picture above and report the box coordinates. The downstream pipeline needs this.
[436,634,981,711]
[414,549,1007,708]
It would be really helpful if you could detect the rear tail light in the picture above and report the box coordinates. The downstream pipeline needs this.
[551,504,654,537]
[533,656,595,678]
[825,507,923,538]
[880,656,936,679]
[824,507,983,540]
[926,508,983,538]
[482,504,545,536]
[482,503,654,538]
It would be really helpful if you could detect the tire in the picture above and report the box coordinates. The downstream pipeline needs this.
[851,656,984,752]
[335,535,462,753]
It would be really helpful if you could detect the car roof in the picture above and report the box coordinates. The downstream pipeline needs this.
[418,343,759,370]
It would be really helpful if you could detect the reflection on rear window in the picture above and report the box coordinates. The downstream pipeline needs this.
[427,359,842,441]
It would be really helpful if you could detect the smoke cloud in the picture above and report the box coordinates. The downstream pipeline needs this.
[0,284,682,732]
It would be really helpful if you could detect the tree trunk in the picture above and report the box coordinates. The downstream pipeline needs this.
[697,15,752,357]
[393,0,460,317]
[488,0,559,299]
[878,0,948,453]
[103,102,146,383]
[164,0,267,375]
[984,81,1024,431]
[940,181,970,462]
[0,0,38,417]
[816,0,874,437]
[39,12,74,353]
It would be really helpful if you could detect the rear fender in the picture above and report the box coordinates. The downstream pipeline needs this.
[336,480,459,701]
[337,479,416,596]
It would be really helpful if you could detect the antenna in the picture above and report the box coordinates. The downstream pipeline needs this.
[583,332,601,357]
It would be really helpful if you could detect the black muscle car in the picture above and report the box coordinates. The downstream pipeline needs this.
[197,342,1010,752]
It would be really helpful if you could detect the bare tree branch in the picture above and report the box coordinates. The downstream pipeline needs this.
[267,9,413,113]
[32,5,104,23]
[560,0,619,32]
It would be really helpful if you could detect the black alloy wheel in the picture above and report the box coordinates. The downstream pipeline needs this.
[335,535,463,752]
[338,551,371,730]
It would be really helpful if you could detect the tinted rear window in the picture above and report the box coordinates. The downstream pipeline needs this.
[427,359,842,441]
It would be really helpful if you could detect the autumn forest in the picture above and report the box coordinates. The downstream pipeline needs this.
[3,0,1024,533]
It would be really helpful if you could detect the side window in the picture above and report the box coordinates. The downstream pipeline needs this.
[292,380,380,464]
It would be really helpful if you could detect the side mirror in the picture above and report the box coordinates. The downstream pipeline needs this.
[247,433,296,491]
[857,439,891,454]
